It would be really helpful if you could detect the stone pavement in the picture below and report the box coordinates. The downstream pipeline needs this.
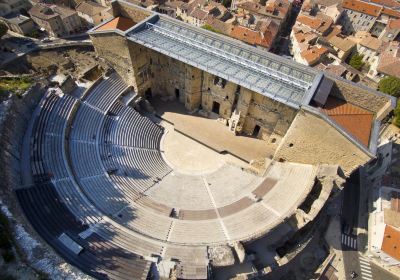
[153,98,275,162]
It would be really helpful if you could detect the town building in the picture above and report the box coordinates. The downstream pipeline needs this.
[328,35,356,61]
[158,1,184,18]
[378,18,400,42]
[356,33,382,65]
[235,0,291,29]
[229,18,279,50]
[295,13,333,36]
[0,0,31,17]
[339,0,400,35]
[370,187,400,266]
[28,3,84,37]
[76,0,112,27]
[368,41,400,80]
[314,0,342,22]
[0,12,35,35]
[298,45,329,66]
[340,0,381,34]
[176,0,229,27]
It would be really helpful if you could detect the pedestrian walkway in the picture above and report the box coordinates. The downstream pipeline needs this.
[341,233,358,249]
[359,255,373,280]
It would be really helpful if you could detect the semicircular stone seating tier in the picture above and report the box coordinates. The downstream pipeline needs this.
[18,72,318,280]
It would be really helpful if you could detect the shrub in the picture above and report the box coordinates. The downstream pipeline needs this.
[0,21,8,39]
[393,101,400,128]
[222,0,232,8]
[0,211,12,250]
[201,24,222,34]
[0,76,32,96]
[2,250,15,263]
[0,274,17,280]
[28,30,39,38]
[378,76,400,98]
[349,53,364,70]
[0,231,12,250]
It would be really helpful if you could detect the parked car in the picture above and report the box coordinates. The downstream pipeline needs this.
[41,37,52,43]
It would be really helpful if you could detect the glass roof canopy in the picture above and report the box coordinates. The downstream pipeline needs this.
[128,16,318,108]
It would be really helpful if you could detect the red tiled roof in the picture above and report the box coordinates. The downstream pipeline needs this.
[388,18,400,29]
[96,16,136,31]
[322,96,374,147]
[296,14,333,34]
[342,0,381,17]
[300,45,328,64]
[371,0,400,8]
[229,24,278,49]
[381,225,400,261]
[382,7,400,18]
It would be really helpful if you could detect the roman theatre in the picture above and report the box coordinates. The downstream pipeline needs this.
[13,1,397,279]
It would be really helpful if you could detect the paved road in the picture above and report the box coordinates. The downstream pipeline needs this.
[340,169,400,280]
[370,262,400,280]
[341,170,368,280]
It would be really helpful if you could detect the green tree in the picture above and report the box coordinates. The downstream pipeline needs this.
[0,21,8,39]
[349,53,364,70]
[222,0,232,8]
[201,24,220,33]
[393,101,400,127]
[378,76,400,97]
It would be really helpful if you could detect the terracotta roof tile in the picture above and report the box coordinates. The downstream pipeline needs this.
[96,16,136,31]
[381,225,400,261]
[322,96,374,147]
[296,14,333,33]
[377,53,400,78]
[382,7,400,18]
[388,18,400,29]
[342,0,381,17]
[371,0,400,8]
[229,24,278,49]
[300,45,328,64]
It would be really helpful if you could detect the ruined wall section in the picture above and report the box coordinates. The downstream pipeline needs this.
[91,33,136,86]
[274,110,371,175]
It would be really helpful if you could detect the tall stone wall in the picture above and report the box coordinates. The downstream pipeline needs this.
[243,93,297,143]
[185,66,202,111]
[150,52,186,99]
[90,33,136,87]
[331,78,391,113]
[112,1,152,22]
[127,40,153,94]
[274,110,371,175]
[201,72,237,119]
